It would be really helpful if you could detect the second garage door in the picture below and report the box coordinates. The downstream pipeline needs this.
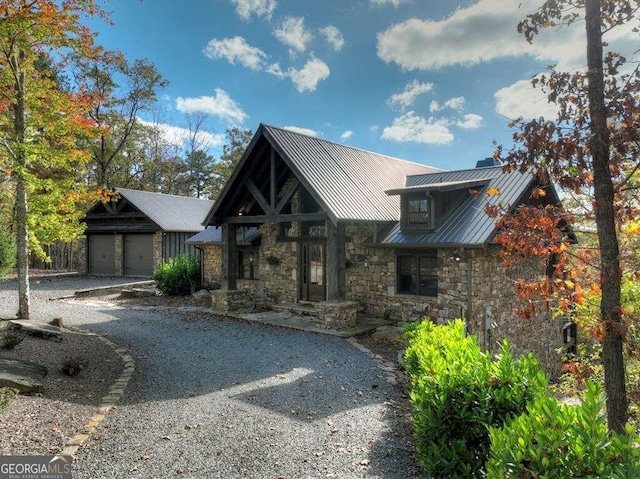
[124,234,154,277]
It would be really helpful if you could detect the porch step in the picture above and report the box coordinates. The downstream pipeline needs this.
[272,303,317,316]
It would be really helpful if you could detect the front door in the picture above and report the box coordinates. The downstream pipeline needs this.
[300,242,325,301]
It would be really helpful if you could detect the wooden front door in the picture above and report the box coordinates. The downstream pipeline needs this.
[300,242,325,301]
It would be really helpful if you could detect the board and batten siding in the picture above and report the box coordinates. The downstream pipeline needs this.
[162,232,202,262]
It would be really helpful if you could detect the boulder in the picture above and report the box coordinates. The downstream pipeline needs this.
[192,289,212,307]
[0,358,47,393]
[9,320,62,342]
[371,325,404,343]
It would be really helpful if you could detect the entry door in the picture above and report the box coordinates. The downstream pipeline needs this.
[300,243,325,301]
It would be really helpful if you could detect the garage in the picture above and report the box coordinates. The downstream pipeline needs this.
[88,235,116,275]
[124,234,154,277]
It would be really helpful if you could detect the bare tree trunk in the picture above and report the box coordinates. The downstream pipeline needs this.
[585,0,627,432]
[12,52,30,319]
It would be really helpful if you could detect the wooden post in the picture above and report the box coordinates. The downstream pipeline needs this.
[222,223,237,290]
[325,220,345,301]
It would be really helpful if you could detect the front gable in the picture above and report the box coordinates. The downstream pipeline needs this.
[83,195,160,233]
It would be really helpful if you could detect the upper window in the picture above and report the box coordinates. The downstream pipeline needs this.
[397,250,438,297]
[404,196,434,230]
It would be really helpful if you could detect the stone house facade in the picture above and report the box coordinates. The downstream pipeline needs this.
[189,124,573,374]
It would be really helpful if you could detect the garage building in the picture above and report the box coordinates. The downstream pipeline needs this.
[82,188,214,277]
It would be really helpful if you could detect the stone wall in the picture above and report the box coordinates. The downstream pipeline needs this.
[114,234,123,277]
[152,232,163,271]
[257,223,299,303]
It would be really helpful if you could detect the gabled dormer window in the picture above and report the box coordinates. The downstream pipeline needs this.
[403,194,434,230]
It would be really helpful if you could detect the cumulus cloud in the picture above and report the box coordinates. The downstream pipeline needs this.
[370,0,406,7]
[340,130,354,141]
[494,79,560,121]
[288,56,330,93]
[376,0,592,72]
[231,0,277,20]
[274,16,313,53]
[456,113,483,129]
[320,25,345,51]
[430,96,466,112]
[137,118,225,149]
[203,36,267,70]
[175,89,248,124]
[381,111,454,145]
[387,80,434,109]
[283,126,319,137]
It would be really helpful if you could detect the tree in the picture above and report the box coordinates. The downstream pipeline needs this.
[0,0,108,319]
[77,53,168,189]
[494,0,640,432]
[183,112,215,198]
[209,127,253,199]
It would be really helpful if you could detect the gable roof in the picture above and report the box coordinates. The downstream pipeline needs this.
[205,124,441,225]
[185,226,260,245]
[380,166,543,247]
[116,188,214,232]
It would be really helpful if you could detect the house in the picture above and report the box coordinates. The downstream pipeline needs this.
[192,124,571,373]
[82,188,214,277]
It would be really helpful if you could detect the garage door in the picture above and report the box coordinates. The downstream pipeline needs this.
[124,234,154,277]
[88,235,116,275]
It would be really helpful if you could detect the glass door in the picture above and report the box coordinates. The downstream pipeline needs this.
[300,242,325,301]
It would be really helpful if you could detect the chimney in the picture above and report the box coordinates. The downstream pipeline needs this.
[475,157,502,168]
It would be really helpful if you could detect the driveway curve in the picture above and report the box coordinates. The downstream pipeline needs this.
[0,277,421,478]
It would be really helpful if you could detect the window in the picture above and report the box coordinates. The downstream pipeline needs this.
[397,250,438,297]
[238,249,259,280]
[404,195,434,230]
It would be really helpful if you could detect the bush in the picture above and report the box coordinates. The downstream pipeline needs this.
[403,320,547,478]
[0,387,18,415]
[487,380,640,478]
[0,227,16,279]
[62,355,86,376]
[154,254,200,296]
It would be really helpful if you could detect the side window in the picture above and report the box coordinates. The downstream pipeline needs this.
[397,250,438,297]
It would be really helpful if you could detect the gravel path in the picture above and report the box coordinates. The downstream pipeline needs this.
[0,277,421,478]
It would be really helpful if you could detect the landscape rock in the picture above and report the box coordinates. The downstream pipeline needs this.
[119,288,156,299]
[371,325,404,343]
[0,358,47,393]
[9,320,62,342]
[192,289,212,307]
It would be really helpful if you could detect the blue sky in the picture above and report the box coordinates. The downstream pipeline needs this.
[86,0,638,170]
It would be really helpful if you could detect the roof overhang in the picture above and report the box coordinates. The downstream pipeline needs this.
[385,178,491,196]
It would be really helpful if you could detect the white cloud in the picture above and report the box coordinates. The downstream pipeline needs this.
[370,125,380,133]
[370,0,406,7]
[320,25,345,51]
[387,80,434,109]
[288,56,330,93]
[381,111,454,145]
[204,36,267,70]
[175,89,248,124]
[283,126,319,137]
[231,0,277,20]
[456,113,483,129]
[494,78,560,121]
[376,0,593,72]
[137,119,225,149]
[340,130,354,141]
[274,16,313,53]
[430,96,466,112]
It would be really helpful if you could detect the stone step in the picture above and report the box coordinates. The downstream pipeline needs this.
[272,303,317,316]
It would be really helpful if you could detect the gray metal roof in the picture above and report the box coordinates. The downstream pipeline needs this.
[116,188,214,232]
[262,125,441,222]
[185,226,260,245]
[379,166,537,247]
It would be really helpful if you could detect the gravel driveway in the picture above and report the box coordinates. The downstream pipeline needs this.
[0,276,421,478]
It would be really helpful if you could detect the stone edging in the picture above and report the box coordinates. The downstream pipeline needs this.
[346,337,404,386]
[61,333,134,457]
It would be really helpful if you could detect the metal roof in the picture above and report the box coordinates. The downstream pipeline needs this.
[262,125,441,222]
[379,166,536,247]
[116,188,214,232]
[385,178,491,195]
[185,226,260,245]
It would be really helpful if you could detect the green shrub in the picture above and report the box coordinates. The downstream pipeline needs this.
[154,254,200,296]
[487,380,640,478]
[403,320,547,478]
[0,226,16,279]
[0,387,18,415]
